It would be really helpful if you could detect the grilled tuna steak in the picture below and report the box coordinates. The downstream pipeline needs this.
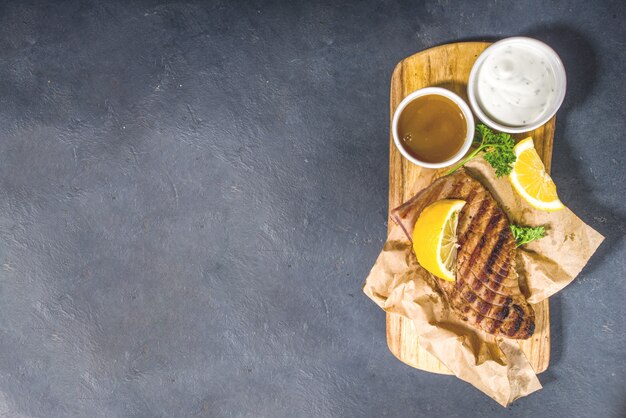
[391,169,535,339]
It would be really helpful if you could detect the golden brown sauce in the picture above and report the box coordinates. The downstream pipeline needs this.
[398,95,467,163]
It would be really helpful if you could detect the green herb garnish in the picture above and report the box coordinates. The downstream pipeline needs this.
[510,224,546,247]
[446,124,516,177]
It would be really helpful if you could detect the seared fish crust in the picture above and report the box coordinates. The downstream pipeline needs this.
[392,169,535,339]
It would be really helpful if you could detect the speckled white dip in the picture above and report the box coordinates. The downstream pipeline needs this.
[468,37,567,133]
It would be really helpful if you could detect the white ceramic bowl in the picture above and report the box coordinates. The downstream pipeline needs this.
[392,87,475,169]
[467,37,567,134]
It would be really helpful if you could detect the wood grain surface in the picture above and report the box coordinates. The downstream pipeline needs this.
[386,42,553,375]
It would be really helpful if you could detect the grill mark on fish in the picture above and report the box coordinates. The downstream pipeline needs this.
[476,285,503,306]
[485,232,516,271]
[449,281,521,323]
[463,259,516,286]
[486,254,519,280]
[496,306,510,321]
[486,261,517,285]
[512,304,525,316]
[460,210,503,279]
[490,319,503,334]
[448,285,525,331]
[438,179,465,203]
[463,188,478,208]
[464,290,477,303]
[476,299,490,315]
[458,198,491,245]
[460,272,523,306]
[447,177,467,199]
[483,228,509,277]
[459,263,506,293]
[507,308,525,337]
[458,223,520,293]
[464,270,521,298]
[458,234,519,290]
[471,280,513,306]
[492,265,513,285]
[445,270,523,322]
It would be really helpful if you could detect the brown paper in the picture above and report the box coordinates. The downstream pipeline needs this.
[363,157,604,406]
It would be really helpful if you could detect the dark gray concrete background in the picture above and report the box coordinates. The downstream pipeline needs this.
[0,0,624,416]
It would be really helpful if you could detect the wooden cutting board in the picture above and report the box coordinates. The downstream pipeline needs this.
[386,42,553,375]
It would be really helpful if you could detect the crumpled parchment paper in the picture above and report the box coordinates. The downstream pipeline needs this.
[363,157,604,406]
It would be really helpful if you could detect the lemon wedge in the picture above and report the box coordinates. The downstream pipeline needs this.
[412,199,466,282]
[509,137,565,212]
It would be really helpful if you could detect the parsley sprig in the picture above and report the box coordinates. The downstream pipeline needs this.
[446,124,517,177]
[510,224,546,247]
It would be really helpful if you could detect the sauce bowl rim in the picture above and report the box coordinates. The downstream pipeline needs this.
[392,87,475,169]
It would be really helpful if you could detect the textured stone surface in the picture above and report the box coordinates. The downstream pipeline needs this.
[0,1,624,416]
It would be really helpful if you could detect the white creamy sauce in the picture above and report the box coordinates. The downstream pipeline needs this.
[476,44,557,126]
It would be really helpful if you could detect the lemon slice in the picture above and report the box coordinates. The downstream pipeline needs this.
[509,137,565,212]
[412,199,466,282]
